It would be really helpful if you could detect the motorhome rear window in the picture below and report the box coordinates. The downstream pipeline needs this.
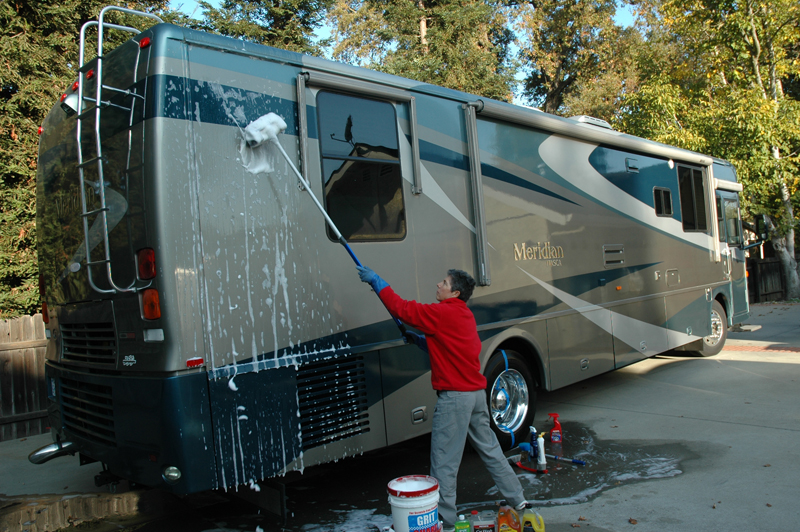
[677,166,708,232]
[317,91,406,242]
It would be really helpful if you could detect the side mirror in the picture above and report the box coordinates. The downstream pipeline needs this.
[742,215,769,250]
[755,214,768,241]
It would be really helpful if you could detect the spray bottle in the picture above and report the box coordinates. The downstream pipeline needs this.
[547,413,562,443]
[455,515,470,532]
[536,432,547,474]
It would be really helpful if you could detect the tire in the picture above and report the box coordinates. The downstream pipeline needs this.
[484,349,537,450]
[692,300,728,357]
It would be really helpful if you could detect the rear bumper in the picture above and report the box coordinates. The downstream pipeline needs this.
[42,362,217,495]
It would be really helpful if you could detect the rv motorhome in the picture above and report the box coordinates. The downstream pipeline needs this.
[32,7,750,495]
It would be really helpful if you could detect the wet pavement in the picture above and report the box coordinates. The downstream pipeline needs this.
[2,303,800,531]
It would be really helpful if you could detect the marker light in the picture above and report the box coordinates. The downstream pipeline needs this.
[38,126,43,135]
[186,357,204,368]
[137,248,156,280]
[139,37,151,49]
[86,69,95,80]
[163,465,182,483]
[142,288,161,320]
[71,81,79,91]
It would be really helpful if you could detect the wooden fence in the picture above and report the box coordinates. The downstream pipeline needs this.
[0,313,48,442]
[747,257,787,303]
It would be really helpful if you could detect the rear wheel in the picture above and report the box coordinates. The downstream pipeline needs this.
[691,300,728,357]
[484,349,536,450]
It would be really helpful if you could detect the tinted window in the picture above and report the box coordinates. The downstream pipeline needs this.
[317,91,405,241]
[724,198,742,246]
[654,188,673,217]
[678,166,708,232]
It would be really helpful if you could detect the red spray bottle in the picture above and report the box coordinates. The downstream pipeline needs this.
[548,413,562,442]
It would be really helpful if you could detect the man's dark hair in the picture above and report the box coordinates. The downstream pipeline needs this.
[447,269,476,302]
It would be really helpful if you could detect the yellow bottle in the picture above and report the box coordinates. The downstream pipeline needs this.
[521,509,545,532]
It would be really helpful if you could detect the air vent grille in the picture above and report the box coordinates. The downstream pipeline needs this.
[61,322,117,365]
[297,355,369,450]
[60,377,116,447]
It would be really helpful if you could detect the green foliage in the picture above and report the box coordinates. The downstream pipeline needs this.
[198,0,333,55]
[516,0,622,114]
[328,0,515,101]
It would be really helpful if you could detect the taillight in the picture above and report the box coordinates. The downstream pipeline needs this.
[142,288,161,320]
[139,37,151,49]
[137,248,156,280]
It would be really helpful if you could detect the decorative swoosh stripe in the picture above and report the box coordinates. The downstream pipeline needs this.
[517,266,702,354]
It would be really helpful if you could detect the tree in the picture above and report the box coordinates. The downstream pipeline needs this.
[618,0,800,297]
[560,26,642,122]
[199,0,334,55]
[328,0,516,101]
[516,0,622,114]
[0,0,170,317]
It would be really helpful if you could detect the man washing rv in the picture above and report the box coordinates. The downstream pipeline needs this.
[356,266,529,530]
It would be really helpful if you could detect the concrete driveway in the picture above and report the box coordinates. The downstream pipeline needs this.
[2,303,799,531]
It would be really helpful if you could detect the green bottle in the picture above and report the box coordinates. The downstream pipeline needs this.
[455,514,471,532]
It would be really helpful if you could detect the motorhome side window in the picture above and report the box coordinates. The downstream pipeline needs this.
[654,188,673,217]
[316,91,406,242]
[677,166,708,232]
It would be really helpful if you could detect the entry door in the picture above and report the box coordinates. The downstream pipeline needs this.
[718,193,748,319]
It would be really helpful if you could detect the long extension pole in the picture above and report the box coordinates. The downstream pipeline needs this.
[271,140,407,336]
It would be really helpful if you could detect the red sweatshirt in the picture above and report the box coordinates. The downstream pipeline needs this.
[378,287,486,392]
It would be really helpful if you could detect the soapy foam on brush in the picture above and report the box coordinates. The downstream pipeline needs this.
[240,113,288,174]
[244,113,287,147]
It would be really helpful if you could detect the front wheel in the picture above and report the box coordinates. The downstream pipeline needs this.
[690,300,728,357]
[484,349,536,450]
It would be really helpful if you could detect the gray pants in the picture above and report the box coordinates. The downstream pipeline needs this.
[430,390,525,527]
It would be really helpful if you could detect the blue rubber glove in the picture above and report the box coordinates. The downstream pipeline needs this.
[403,330,429,353]
[356,266,389,293]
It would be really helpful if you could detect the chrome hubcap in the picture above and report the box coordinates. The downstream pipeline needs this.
[490,369,529,434]
[704,308,723,346]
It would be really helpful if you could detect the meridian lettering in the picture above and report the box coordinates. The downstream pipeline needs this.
[513,242,564,262]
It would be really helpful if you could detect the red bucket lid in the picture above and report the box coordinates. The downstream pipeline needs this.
[387,475,439,498]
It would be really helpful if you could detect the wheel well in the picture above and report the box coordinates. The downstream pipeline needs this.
[714,293,731,326]
[494,337,544,390]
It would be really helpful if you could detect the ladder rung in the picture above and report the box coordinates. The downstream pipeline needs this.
[102,85,144,100]
[82,207,109,217]
[78,157,101,168]
[85,259,110,266]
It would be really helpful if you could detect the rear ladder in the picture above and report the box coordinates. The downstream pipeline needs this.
[74,6,162,293]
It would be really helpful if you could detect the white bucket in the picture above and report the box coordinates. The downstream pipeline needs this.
[387,475,440,532]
